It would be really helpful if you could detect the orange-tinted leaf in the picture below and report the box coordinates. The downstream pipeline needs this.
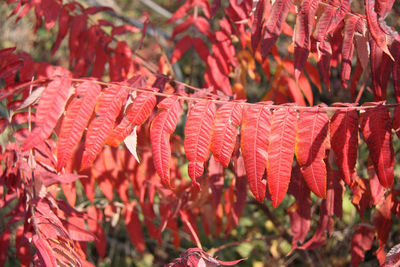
[211,102,242,168]
[81,85,128,169]
[268,106,297,207]
[22,76,72,151]
[184,100,216,185]
[360,104,394,188]
[57,81,101,171]
[330,107,358,186]
[241,104,271,202]
[150,97,183,187]
[295,106,329,198]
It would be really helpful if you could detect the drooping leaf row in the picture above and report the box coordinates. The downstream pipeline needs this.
[20,76,398,208]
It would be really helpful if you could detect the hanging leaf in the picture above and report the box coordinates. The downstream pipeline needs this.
[293,0,319,80]
[123,203,146,253]
[81,85,128,169]
[330,106,358,186]
[260,0,293,60]
[295,106,329,198]
[57,81,101,171]
[360,104,394,188]
[287,164,311,253]
[365,0,392,57]
[241,104,271,203]
[22,76,72,151]
[211,102,243,168]
[341,16,358,87]
[268,106,297,207]
[184,100,216,186]
[351,224,375,267]
[150,96,183,187]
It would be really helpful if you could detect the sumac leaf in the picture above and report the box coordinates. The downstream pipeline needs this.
[184,100,216,185]
[360,104,394,188]
[81,85,128,169]
[150,97,183,187]
[268,106,297,207]
[330,107,358,186]
[211,102,242,168]
[22,76,72,151]
[57,81,101,171]
[241,104,271,203]
[295,106,329,198]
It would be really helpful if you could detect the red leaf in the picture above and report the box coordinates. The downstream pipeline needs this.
[330,106,358,186]
[22,76,72,151]
[287,165,311,253]
[127,92,157,125]
[123,203,146,253]
[341,16,358,87]
[41,0,61,30]
[172,16,195,38]
[317,40,332,88]
[241,104,270,203]
[295,106,329,198]
[62,218,96,241]
[171,36,193,64]
[351,224,375,267]
[33,235,57,267]
[260,0,293,59]
[0,229,11,266]
[87,206,107,259]
[293,0,318,80]
[57,81,101,170]
[392,39,400,102]
[193,37,209,62]
[211,102,242,168]
[82,85,128,169]
[365,0,392,57]
[360,104,394,188]
[394,106,400,140]
[373,193,395,264]
[52,4,73,54]
[251,0,265,51]
[184,100,216,185]
[150,97,183,187]
[0,59,23,79]
[268,106,297,207]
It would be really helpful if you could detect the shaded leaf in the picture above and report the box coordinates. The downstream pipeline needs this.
[360,104,394,188]
[295,106,329,198]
